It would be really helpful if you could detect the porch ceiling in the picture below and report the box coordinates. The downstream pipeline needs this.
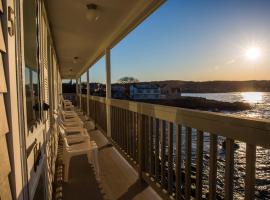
[45,0,164,79]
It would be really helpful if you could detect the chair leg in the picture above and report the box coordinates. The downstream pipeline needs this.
[87,151,92,164]
[93,147,100,181]
[64,156,71,182]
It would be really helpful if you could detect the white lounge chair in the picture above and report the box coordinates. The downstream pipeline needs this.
[61,134,100,182]
[55,113,100,182]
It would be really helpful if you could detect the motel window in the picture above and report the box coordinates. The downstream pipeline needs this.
[24,0,41,129]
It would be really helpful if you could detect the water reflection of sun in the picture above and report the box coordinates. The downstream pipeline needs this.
[241,92,263,104]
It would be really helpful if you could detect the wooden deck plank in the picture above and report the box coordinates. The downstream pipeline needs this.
[63,121,161,200]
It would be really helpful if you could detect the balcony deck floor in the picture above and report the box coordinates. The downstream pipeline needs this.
[62,120,161,200]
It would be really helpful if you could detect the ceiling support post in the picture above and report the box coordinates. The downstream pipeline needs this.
[76,78,79,107]
[79,77,82,110]
[87,69,90,117]
[105,48,111,138]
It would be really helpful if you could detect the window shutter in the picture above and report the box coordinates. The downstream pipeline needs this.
[40,15,50,129]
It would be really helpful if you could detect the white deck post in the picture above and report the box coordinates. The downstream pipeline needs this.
[87,69,90,117]
[106,48,111,138]
[76,78,79,106]
[79,76,82,110]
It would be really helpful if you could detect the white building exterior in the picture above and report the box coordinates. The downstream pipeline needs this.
[130,84,161,100]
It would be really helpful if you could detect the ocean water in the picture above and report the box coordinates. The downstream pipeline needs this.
[179,92,270,199]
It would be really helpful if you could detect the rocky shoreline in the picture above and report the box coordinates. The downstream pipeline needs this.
[135,96,252,112]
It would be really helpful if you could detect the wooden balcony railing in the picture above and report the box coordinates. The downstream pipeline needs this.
[88,95,107,133]
[62,93,78,106]
[75,93,270,200]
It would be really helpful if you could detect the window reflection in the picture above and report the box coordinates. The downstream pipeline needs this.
[24,0,40,129]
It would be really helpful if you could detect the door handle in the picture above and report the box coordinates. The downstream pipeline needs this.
[43,102,50,111]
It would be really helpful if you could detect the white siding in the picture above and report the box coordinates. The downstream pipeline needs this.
[0,1,12,198]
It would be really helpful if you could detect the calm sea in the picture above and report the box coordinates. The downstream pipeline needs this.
[180,92,270,199]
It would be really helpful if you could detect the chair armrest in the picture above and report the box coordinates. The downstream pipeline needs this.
[67,135,89,144]
[63,122,84,128]
[63,110,77,114]
[63,117,82,122]
[64,127,85,133]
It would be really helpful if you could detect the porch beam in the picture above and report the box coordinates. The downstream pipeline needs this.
[106,48,111,138]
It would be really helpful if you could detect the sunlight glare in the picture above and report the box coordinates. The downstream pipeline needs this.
[245,47,261,61]
[241,92,263,104]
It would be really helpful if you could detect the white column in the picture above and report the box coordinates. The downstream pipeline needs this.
[79,77,82,110]
[87,69,90,116]
[76,78,78,106]
[106,48,111,138]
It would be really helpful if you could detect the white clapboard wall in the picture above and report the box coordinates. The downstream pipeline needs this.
[0,0,12,198]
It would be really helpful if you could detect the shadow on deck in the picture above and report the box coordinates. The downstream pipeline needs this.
[62,121,161,200]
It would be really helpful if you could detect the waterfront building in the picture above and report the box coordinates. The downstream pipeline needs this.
[161,84,182,98]
[130,84,161,100]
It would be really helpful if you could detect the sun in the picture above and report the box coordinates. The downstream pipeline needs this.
[245,47,261,61]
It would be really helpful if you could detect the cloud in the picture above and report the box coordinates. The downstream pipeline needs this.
[214,65,220,71]
[226,59,235,65]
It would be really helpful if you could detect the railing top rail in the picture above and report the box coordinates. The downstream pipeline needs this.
[108,98,270,148]
[63,92,77,95]
[88,95,106,103]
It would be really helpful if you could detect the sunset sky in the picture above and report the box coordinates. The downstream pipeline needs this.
[86,0,270,83]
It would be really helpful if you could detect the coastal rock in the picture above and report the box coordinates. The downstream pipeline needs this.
[136,96,252,112]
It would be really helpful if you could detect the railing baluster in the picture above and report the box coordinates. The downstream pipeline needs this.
[114,107,116,141]
[245,144,256,200]
[126,110,129,154]
[168,122,174,194]
[114,107,116,140]
[129,111,133,158]
[149,117,154,177]
[132,111,136,162]
[123,109,126,150]
[196,130,204,200]
[126,110,128,153]
[119,108,122,146]
[121,109,124,149]
[112,106,115,141]
[145,115,149,173]
[111,106,114,140]
[130,111,133,158]
[155,119,160,183]
[135,112,138,163]
[123,109,126,151]
[209,134,217,200]
[123,109,126,152]
[138,114,145,180]
[176,124,182,200]
[115,107,118,143]
[160,120,166,189]
[225,138,234,200]
[185,127,192,199]
[128,111,131,156]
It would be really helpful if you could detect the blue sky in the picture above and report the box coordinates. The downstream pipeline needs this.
[88,0,270,83]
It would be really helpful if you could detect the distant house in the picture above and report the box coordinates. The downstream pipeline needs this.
[130,84,160,100]
[90,83,106,97]
[161,84,182,98]
[112,84,128,99]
